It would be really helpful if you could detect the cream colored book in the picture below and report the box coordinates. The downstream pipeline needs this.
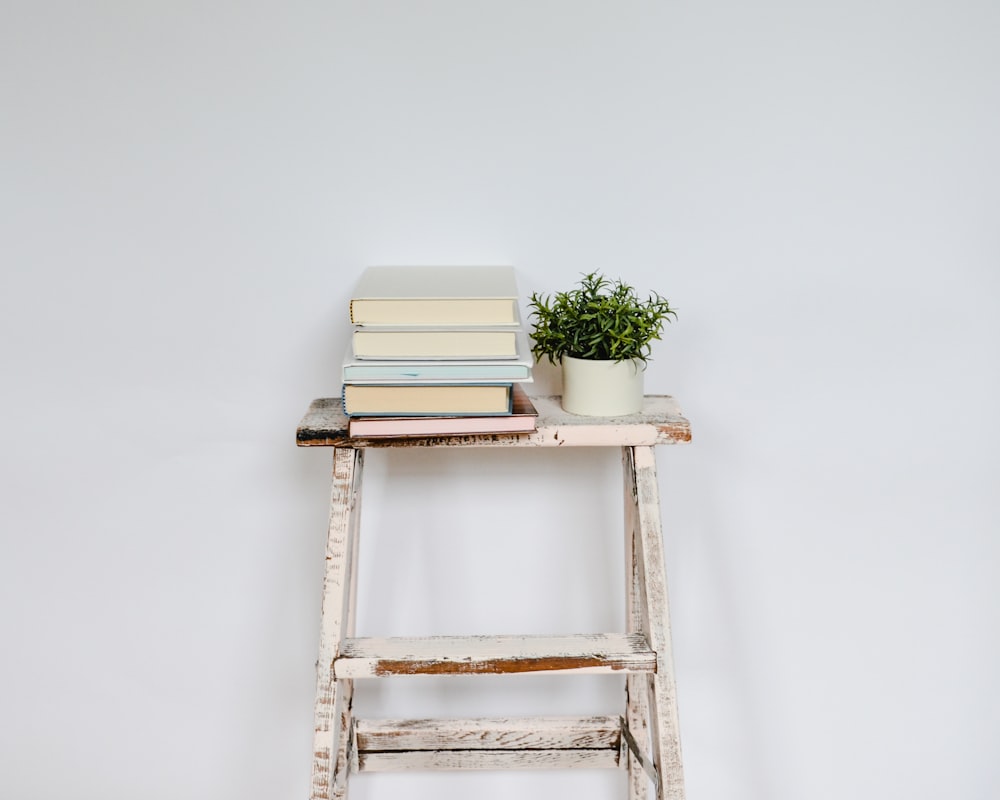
[352,326,520,359]
[349,266,520,326]
[348,385,538,437]
[341,383,513,417]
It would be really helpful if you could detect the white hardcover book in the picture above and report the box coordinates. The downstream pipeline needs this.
[341,383,514,417]
[349,266,520,326]
[351,325,525,359]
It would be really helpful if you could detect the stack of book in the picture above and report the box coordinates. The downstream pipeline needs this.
[341,266,538,437]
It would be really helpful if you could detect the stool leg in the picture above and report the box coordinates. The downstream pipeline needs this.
[626,446,686,800]
[311,448,365,800]
[624,448,651,800]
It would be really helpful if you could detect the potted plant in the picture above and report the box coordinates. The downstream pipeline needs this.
[527,272,677,416]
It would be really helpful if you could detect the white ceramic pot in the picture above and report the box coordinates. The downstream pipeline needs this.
[560,355,645,416]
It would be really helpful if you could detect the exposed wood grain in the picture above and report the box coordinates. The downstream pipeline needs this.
[358,749,620,772]
[297,395,691,448]
[629,446,686,800]
[624,447,654,800]
[356,715,621,752]
[299,396,692,798]
[335,447,365,799]
[311,448,364,800]
[334,633,656,678]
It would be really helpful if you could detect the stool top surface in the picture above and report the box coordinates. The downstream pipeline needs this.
[297,395,691,448]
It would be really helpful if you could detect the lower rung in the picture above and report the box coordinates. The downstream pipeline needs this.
[355,715,623,772]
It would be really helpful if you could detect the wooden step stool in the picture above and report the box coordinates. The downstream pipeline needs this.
[297,394,692,800]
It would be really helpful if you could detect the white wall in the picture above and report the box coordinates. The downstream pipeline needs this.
[3,2,998,799]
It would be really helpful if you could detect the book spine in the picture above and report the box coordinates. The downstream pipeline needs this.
[343,367,530,382]
[341,384,513,417]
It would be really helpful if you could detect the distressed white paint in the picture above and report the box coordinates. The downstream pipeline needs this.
[297,395,691,448]
[621,717,661,790]
[310,448,364,800]
[355,715,621,751]
[301,397,691,799]
[335,633,656,678]
[628,446,686,800]
[624,447,654,800]
[353,716,623,774]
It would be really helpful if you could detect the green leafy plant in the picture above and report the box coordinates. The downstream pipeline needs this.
[528,272,677,365]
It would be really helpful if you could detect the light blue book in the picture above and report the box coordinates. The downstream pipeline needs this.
[343,360,533,382]
[342,344,533,382]
[342,328,534,383]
